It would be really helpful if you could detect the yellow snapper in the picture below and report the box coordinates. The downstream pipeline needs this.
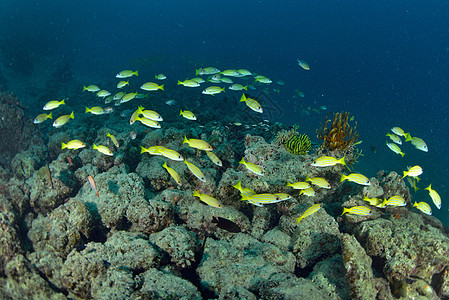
[53,111,74,128]
[134,116,161,128]
[220,69,240,77]
[116,70,138,78]
[34,112,52,124]
[96,90,111,98]
[113,92,126,101]
[413,201,432,215]
[107,133,119,148]
[141,82,164,91]
[340,173,371,186]
[43,99,65,110]
[138,106,162,121]
[362,196,383,207]
[180,109,197,120]
[193,191,222,208]
[61,139,86,150]
[183,136,212,151]
[341,206,372,216]
[206,151,222,167]
[275,193,292,201]
[184,160,206,182]
[255,76,272,84]
[405,134,428,152]
[159,147,184,161]
[240,93,263,113]
[286,181,311,190]
[178,80,200,87]
[237,69,252,76]
[386,133,402,145]
[191,77,205,83]
[311,156,346,167]
[299,187,316,197]
[196,67,220,75]
[83,85,100,92]
[93,144,113,156]
[403,165,423,178]
[406,176,420,193]
[384,195,406,207]
[305,175,331,189]
[120,92,139,104]
[116,81,129,89]
[85,106,105,115]
[425,184,441,209]
[241,193,282,204]
[386,142,405,157]
[202,86,225,95]
[297,58,310,70]
[220,77,233,84]
[129,106,144,125]
[140,145,165,156]
[105,96,113,104]
[391,127,406,137]
[239,158,263,176]
[229,84,248,91]
[296,203,321,224]
[162,162,182,186]
[155,74,166,80]
[233,180,256,195]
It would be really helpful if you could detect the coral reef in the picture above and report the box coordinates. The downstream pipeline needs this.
[316,112,358,150]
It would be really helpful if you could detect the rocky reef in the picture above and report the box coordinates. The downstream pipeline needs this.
[0,92,448,300]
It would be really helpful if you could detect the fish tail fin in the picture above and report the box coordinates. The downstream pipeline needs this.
[400,151,405,158]
[233,180,242,190]
[296,216,303,224]
[177,80,182,85]
[140,146,147,154]
[83,86,87,91]
[93,144,98,150]
[183,136,188,144]
[134,70,138,76]
[193,190,200,197]
[155,75,158,79]
[61,142,67,149]
[48,112,52,119]
[305,175,311,182]
[85,107,91,113]
[338,156,346,166]
[70,111,74,119]
[243,86,247,91]
[162,162,168,169]
[341,207,348,216]
[286,181,291,187]
[221,87,225,92]
[340,174,346,182]
[195,69,199,76]
[404,133,412,141]
[61,99,65,105]
[402,171,408,178]
[159,84,164,91]
[425,184,431,191]
[240,194,250,201]
[180,109,183,116]
[107,132,111,137]
[240,93,246,102]
[239,158,245,164]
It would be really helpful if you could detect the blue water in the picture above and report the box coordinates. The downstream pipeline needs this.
[1,1,448,223]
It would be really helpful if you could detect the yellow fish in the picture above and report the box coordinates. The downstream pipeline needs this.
[425,184,441,209]
[193,191,222,208]
[141,82,164,91]
[340,173,371,186]
[202,86,225,95]
[107,133,119,148]
[240,93,262,113]
[311,156,345,167]
[177,80,200,87]
[117,81,129,89]
[53,111,74,128]
[134,116,161,128]
[391,127,407,137]
[299,187,316,197]
[116,70,138,78]
[162,162,182,186]
[413,201,432,215]
[296,203,321,224]
[297,58,310,70]
[83,85,100,92]
[120,92,138,104]
[206,151,222,167]
[43,99,65,110]
[140,145,165,156]
[286,181,311,190]
[305,175,331,189]
[61,140,86,150]
[180,110,197,120]
[158,147,184,161]
[183,136,212,151]
[34,112,52,124]
[386,143,405,157]
[96,90,111,98]
[386,133,402,145]
[93,144,113,156]
[184,160,206,182]
[403,165,423,178]
[341,206,372,216]
[239,158,263,176]
[85,106,105,115]
[141,108,163,121]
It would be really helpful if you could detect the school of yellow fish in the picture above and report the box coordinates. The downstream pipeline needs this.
[34,63,441,224]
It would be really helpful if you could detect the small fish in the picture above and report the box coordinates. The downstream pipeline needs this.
[274,193,292,201]
[87,175,99,197]
[191,77,205,83]
[305,175,331,189]
[107,133,119,148]
[104,96,113,104]
[34,112,52,124]
[386,142,405,157]
[134,116,161,128]
[140,106,163,121]
[141,82,164,91]
[255,76,272,84]
[61,139,86,150]
[425,184,441,209]
[299,187,316,197]
[43,99,65,110]
[403,165,423,178]
[211,216,241,233]
[340,173,371,186]
[206,151,222,167]
[120,92,139,103]
[116,81,129,89]
[96,90,111,98]
[129,106,144,125]
[237,69,252,76]
[113,92,126,100]
[159,148,184,161]
[362,196,383,207]
[239,158,263,176]
[386,133,402,145]
[180,109,197,120]
[232,180,256,199]
[297,58,310,70]
[165,99,176,106]
[341,206,372,216]
[202,86,225,95]
[229,84,247,91]
[391,127,407,137]
[140,145,165,156]
[104,107,114,114]
[116,70,138,78]
[405,134,428,152]
[220,77,233,84]
[311,156,346,167]
[196,67,220,75]
[129,131,137,140]
[406,177,420,193]
[184,160,206,182]
[83,85,100,92]
[286,181,311,190]
[85,106,105,115]
[296,203,321,224]
[193,190,221,208]
[384,195,406,207]
[155,74,166,80]
[183,136,213,151]
[162,162,182,186]
[240,93,263,113]
[93,144,113,156]
[220,69,240,77]
[413,201,432,215]
[53,111,74,128]
[241,193,282,204]
[178,80,200,87]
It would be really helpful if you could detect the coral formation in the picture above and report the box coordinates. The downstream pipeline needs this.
[284,133,311,155]
[316,112,358,150]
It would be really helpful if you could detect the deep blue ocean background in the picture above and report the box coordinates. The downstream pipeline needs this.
[0,1,448,223]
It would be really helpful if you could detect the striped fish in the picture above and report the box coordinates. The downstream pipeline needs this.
[241,193,282,204]
[193,191,222,208]
[403,165,423,178]
[232,180,256,197]
[162,162,182,186]
[341,206,372,216]
[206,151,222,167]
[274,193,292,201]
[239,158,263,176]
[391,127,406,137]
[311,156,346,167]
[286,181,311,190]
[140,145,165,156]
[158,148,184,161]
[410,137,428,152]
[135,116,161,128]
[340,173,371,186]
[413,201,432,215]
[184,160,206,182]
[425,184,441,209]
[141,109,163,121]
[384,195,406,207]
[305,175,331,189]
[362,196,383,207]
[299,187,316,197]
[129,106,144,125]
[296,203,321,224]
[386,133,402,145]
[107,133,119,148]
[240,93,263,113]
[386,143,405,157]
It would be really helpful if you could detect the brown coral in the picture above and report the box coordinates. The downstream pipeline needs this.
[316,112,358,150]
[274,128,297,146]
